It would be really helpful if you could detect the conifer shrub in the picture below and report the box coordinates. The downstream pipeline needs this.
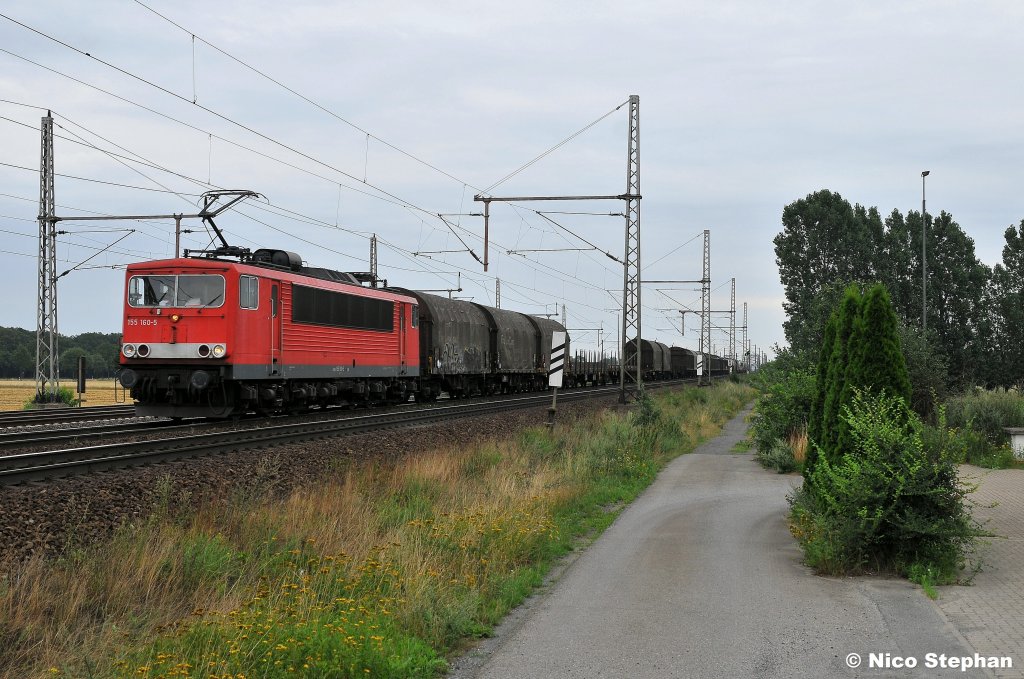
[816,284,862,470]
[789,390,979,579]
[847,286,912,401]
[834,284,911,457]
[805,312,836,472]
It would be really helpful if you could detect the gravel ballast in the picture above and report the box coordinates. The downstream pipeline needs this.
[0,396,617,572]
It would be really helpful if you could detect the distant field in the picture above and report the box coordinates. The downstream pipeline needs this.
[0,378,126,411]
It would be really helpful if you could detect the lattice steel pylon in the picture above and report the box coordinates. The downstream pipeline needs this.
[369,234,378,287]
[699,229,711,384]
[619,95,641,403]
[742,302,749,371]
[35,113,59,402]
[729,278,736,370]
[495,279,501,309]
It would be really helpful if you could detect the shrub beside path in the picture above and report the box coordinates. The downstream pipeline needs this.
[450,406,1020,679]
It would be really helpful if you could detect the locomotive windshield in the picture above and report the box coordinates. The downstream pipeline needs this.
[128,274,225,308]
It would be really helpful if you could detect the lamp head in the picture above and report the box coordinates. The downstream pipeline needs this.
[922,170,930,177]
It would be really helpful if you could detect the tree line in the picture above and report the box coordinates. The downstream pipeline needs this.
[0,327,121,379]
[775,189,1024,391]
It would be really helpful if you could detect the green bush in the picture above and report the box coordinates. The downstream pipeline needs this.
[945,388,1024,445]
[756,438,797,474]
[750,368,815,456]
[790,390,979,580]
[898,325,949,421]
[922,420,1018,470]
[938,388,1024,467]
[919,405,966,464]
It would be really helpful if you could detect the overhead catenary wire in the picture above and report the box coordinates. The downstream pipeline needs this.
[2,53,598,294]
[78,3,631,287]
[0,59,416,213]
[483,99,630,193]
[643,231,704,271]
[0,28,629,329]
[0,18,454,227]
[0,55,626,308]
[131,0,485,193]
[0,159,203,195]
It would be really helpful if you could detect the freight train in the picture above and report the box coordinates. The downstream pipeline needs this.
[623,339,732,380]
[117,246,729,418]
[117,247,573,418]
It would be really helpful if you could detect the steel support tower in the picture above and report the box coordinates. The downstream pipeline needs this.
[472,95,640,402]
[729,278,736,369]
[495,278,501,309]
[742,302,749,371]
[369,234,378,287]
[699,229,711,384]
[619,94,641,402]
[35,113,59,402]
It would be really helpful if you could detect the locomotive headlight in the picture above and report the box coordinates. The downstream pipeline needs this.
[171,314,180,322]
[122,343,136,358]
[212,344,227,358]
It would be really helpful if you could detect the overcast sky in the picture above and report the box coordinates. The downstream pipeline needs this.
[2,1,1023,360]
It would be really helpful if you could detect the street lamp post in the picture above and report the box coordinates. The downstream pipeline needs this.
[921,170,930,333]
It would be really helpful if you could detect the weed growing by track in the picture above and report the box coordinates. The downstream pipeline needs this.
[3,381,754,678]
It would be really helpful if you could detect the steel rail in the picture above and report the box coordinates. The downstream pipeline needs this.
[0,404,137,427]
[0,378,704,454]
[0,418,184,451]
[0,378,701,485]
[0,386,635,485]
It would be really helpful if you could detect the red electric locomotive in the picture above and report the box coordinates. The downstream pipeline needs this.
[118,248,420,418]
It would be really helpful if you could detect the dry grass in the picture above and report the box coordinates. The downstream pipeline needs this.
[789,427,808,464]
[0,378,126,411]
[2,382,756,678]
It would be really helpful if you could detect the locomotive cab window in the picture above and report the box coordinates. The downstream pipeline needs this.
[411,305,418,328]
[127,274,225,308]
[239,275,259,309]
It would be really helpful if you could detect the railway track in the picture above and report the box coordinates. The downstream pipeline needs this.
[0,404,137,428]
[0,379,695,486]
[0,418,185,451]
[0,387,598,485]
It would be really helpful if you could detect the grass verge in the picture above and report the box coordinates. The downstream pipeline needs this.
[2,381,754,678]
[0,378,125,411]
